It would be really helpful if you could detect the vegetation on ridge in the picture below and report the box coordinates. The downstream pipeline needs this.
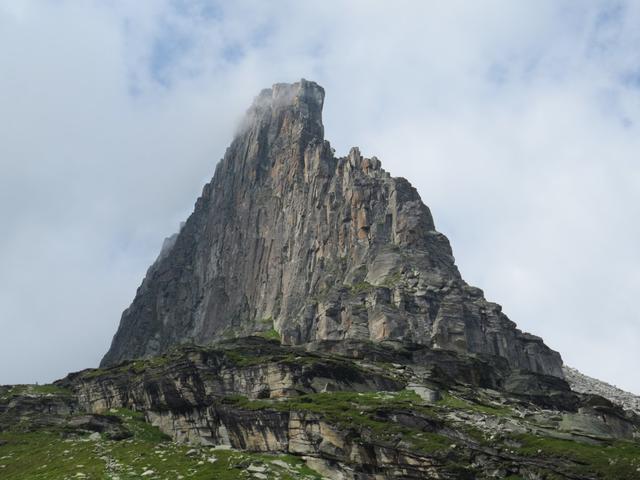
[223,390,456,454]
[0,384,71,400]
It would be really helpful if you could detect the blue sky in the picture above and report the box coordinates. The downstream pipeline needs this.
[0,0,639,393]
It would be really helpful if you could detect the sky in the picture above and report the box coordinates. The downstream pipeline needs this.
[0,1,639,393]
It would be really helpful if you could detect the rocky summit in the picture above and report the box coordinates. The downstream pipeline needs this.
[2,81,639,479]
[101,79,562,378]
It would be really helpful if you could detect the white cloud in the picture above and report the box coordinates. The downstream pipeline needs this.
[0,0,638,393]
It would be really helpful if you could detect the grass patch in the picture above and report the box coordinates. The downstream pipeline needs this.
[223,349,278,367]
[515,433,640,479]
[437,392,512,416]
[256,328,281,342]
[109,408,171,443]
[81,348,193,380]
[0,384,72,399]
[347,281,374,295]
[0,406,323,480]
[0,431,105,479]
[223,348,343,371]
[223,390,451,454]
[381,271,403,288]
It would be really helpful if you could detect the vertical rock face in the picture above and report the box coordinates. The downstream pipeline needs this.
[101,79,563,377]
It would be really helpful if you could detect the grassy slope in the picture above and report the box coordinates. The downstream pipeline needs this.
[0,403,322,480]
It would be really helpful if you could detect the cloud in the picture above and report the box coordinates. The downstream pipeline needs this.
[0,1,638,393]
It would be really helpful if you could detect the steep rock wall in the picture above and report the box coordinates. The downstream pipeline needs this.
[101,80,562,377]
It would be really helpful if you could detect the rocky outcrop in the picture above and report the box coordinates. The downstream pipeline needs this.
[71,338,404,415]
[0,386,78,431]
[58,338,640,479]
[101,80,563,378]
[3,339,638,479]
[563,366,640,416]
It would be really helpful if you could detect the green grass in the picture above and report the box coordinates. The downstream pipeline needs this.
[381,271,403,288]
[0,407,324,480]
[223,389,420,414]
[81,348,189,379]
[223,348,347,371]
[223,349,279,367]
[346,281,374,295]
[80,341,347,377]
[223,390,451,454]
[81,360,150,379]
[437,392,512,416]
[256,328,281,342]
[0,384,72,399]
[515,433,640,479]
[0,431,105,479]
[108,408,171,443]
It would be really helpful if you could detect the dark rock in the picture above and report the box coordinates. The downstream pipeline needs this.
[66,414,132,440]
[0,389,78,432]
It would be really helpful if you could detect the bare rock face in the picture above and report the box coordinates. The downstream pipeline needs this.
[563,366,640,415]
[101,79,562,377]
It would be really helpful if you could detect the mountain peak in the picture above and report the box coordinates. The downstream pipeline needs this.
[101,81,563,379]
[238,79,325,145]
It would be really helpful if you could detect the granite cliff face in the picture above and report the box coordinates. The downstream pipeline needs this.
[101,79,562,378]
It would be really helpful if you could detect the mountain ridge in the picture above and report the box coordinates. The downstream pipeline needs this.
[564,365,640,415]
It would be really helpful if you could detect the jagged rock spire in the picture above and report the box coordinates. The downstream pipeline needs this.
[101,80,563,378]
[241,79,325,141]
